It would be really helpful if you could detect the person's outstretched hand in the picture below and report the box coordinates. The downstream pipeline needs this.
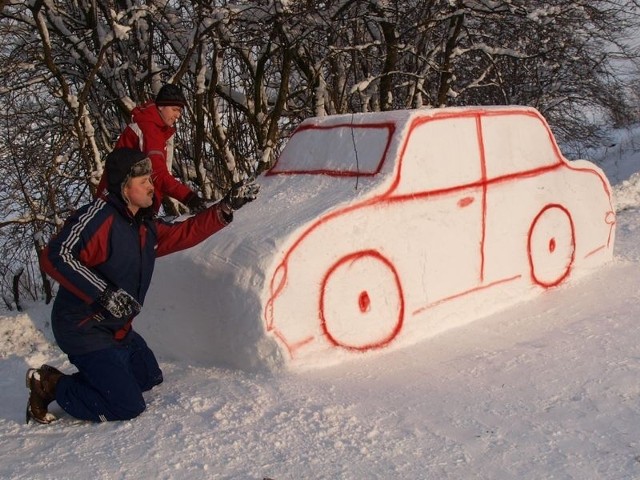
[220,180,260,213]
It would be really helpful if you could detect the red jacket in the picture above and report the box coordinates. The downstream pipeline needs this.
[97,101,194,210]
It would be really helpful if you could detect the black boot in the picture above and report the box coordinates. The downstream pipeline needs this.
[26,364,65,424]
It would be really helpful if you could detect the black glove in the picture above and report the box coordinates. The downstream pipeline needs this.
[98,287,141,319]
[184,192,207,214]
[220,180,260,213]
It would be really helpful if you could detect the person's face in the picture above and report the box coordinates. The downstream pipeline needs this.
[123,174,154,213]
[158,105,183,127]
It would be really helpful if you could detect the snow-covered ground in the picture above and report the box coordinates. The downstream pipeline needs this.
[1,124,640,479]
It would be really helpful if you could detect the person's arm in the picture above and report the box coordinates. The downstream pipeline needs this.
[146,151,195,204]
[40,200,141,318]
[154,204,232,258]
[39,201,112,304]
[154,180,260,257]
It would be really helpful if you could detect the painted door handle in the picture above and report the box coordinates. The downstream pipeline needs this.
[458,196,475,208]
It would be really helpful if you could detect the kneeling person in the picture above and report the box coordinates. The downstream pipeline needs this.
[28,148,257,423]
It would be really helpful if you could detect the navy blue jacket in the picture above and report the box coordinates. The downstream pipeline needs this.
[40,193,229,355]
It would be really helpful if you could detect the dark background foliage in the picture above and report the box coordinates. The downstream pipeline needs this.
[0,0,638,305]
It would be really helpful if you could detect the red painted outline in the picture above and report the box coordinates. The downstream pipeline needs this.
[319,250,404,351]
[527,204,576,288]
[263,107,614,358]
[412,274,522,316]
[266,122,396,177]
[272,329,314,359]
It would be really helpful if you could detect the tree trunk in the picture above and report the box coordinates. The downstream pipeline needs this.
[34,236,53,304]
[12,267,23,312]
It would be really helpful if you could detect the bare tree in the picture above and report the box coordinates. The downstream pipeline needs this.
[0,0,638,305]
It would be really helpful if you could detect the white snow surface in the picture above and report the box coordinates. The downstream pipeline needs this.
[1,123,640,479]
[143,107,617,373]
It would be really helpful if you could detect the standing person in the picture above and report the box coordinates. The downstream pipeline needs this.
[97,83,207,213]
[28,147,258,424]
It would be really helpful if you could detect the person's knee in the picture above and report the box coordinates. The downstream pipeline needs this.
[151,371,163,388]
[104,395,147,421]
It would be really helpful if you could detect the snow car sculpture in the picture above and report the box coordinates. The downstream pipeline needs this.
[142,106,615,372]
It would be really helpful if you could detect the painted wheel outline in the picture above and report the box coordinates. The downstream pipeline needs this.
[527,204,576,288]
[319,249,404,351]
